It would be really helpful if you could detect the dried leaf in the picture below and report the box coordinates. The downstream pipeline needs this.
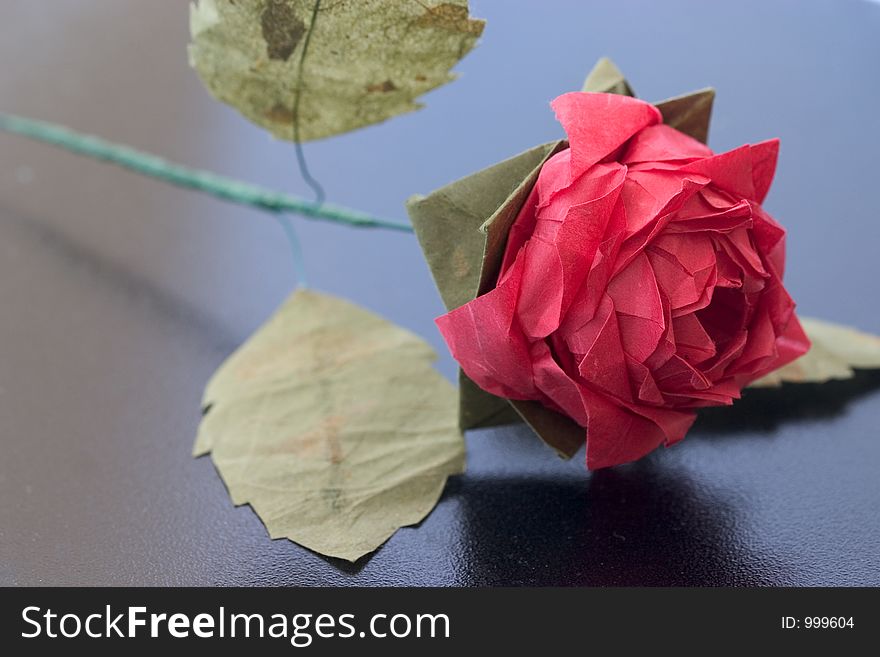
[195,289,465,562]
[751,317,880,387]
[189,0,484,141]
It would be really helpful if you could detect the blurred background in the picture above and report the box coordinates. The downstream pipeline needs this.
[1,0,879,585]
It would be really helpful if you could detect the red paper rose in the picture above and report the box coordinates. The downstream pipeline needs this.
[437,92,810,469]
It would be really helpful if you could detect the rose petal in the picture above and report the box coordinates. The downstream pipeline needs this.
[536,158,623,221]
[436,255,536,400]
[584,388,698,468]
[566,294,632,402]
[654,354,711,392]
[732,306,778,375]
[621,124,713,164]
[672,313,717,365]
[608,253,666,361]
[534,149,574,213]
[720,227,769,279]
[615,174,708,272]
[625,356,665,404]
[582,390,669,469]
[558,207,628,333]
[669,195,753,233]
[750,204,786,278]
[516,172,624,338]
[647,246,705,311]
[703,329,749,379]
[551,92,661,177]
[700,186,739,210]
[750,139,779,204]
[530,341,589,426]
[499,182,541,277]
[622,170,709,234]
[662,380,741,406]
[678,145,756,200]
[767,312,811,372]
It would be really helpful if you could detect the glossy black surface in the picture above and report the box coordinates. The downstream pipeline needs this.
[1,0,879,585]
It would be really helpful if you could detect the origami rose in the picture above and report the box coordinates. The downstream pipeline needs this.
[437,92,810,469]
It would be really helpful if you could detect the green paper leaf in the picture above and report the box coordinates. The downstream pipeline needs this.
[478,142,569,295]
[654,88,716,144]
[457,370,520,430]
[582,57,635,96]
[509,400,585,458]
[407,141,566,437]
[582,57,715,144]
[189,0,484,142]
[751,317,880,387]
[195,289,465,562]
[407,142,561,312]
[408,139,585,457]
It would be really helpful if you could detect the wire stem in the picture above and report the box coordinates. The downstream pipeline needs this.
[0,112,413,233]
[291,0,326,205]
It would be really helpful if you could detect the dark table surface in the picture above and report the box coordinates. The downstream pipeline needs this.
[2,0,879,586]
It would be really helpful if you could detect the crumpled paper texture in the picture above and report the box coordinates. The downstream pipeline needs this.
[408,59,725,456]
[438,90,808,468]
[408,59,807,467]
[196,289,465,562]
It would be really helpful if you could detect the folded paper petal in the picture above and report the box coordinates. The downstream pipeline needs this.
[749,139,780,204]
[551,92,661,177]
[678,146,756,201]
[569,294,632,401]
[622,124,713,164]
[436,256,536,401]
[516,166,625,338]
[582,389,697,469]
